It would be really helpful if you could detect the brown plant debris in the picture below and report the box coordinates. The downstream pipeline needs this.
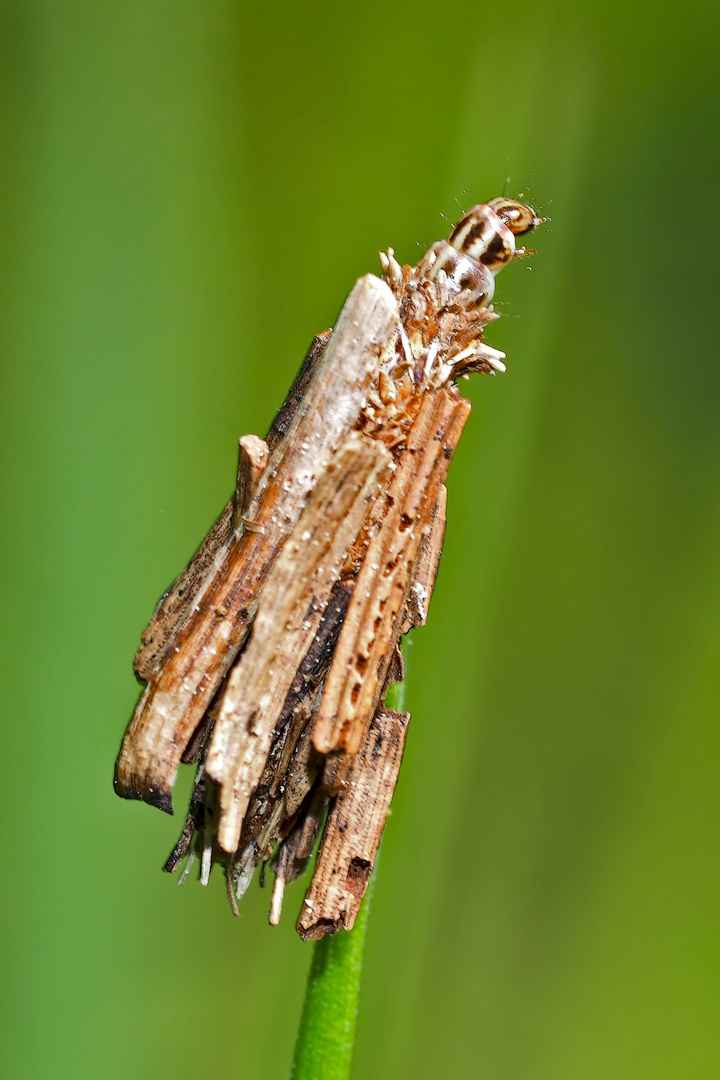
[114,197,541,938]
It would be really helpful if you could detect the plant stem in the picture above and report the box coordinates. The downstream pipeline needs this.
[289,872,373,1080]
[289,639,410,1080]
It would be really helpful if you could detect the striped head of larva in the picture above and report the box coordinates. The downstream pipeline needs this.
[487,197,542,236]
[449,198,542,274]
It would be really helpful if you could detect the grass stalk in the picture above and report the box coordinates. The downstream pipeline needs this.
[289,641,409,1079]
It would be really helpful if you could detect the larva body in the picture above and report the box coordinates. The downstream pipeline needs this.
[419,197,542,310]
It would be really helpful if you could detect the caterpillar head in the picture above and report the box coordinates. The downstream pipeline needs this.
[449,198,543,274]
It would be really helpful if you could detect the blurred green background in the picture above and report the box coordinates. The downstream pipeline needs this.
[2,1,719,1077]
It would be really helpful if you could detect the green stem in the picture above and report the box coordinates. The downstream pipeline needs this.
[289,874,374,1080]
[289,639,410,1080]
